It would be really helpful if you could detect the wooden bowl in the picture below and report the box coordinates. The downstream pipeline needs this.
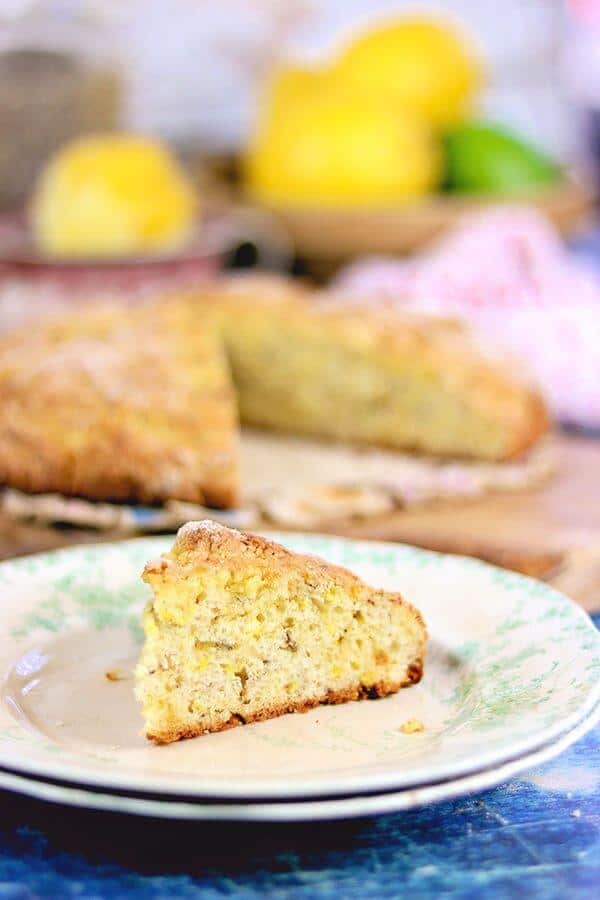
[250,177,596,277]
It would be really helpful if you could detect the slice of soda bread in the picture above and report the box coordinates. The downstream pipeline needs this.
[136,521,427,743]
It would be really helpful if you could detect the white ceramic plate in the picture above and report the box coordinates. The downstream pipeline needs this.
[2,702,596,820]
[0,534,598,804]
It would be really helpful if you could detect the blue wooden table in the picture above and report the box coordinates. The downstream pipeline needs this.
[1,617,598,899]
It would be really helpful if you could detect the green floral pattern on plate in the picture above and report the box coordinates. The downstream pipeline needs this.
[0,532,598,800]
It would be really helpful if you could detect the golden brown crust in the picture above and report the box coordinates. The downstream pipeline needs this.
[145,520,426,639]
[0,300,239,507]
[503,388,549,461]
[146,669,423,744]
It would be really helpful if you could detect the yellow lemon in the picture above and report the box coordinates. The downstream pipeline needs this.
[32,134,197,257]
[267,63,334,109]
[334,16,481,128]
[244,80,440,206]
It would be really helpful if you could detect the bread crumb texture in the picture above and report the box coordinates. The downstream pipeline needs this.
[208,281,548,462]
[135,521,427,743]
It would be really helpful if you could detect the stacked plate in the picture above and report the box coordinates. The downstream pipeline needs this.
[0,534,598,821]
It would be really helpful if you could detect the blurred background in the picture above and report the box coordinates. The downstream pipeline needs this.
[0,0,598,580]
[0,0,599,428]
[1,0,596,178]
[0,1,597,208]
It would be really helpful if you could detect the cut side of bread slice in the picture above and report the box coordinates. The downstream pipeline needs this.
[136,521,427,743]
[201,279,548,462]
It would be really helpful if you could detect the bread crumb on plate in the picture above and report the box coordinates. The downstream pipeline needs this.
[105,670,128,682]
[400,718,425,734]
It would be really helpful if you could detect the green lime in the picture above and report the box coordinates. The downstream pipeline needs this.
[443,121,560,194]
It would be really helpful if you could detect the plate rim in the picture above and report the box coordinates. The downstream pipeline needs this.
[1,700,597,821]
[0,533,598,800]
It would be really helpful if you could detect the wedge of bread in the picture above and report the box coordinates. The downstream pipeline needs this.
[136,521,427,743]
[0,300,239,507]
[202,278,548,462]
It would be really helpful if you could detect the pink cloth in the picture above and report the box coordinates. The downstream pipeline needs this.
[334,208,600,428]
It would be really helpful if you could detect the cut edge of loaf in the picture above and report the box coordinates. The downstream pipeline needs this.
[202,280,550,463]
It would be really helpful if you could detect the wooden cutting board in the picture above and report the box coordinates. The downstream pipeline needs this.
[0,433,598,611]
[331,433,600,612]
